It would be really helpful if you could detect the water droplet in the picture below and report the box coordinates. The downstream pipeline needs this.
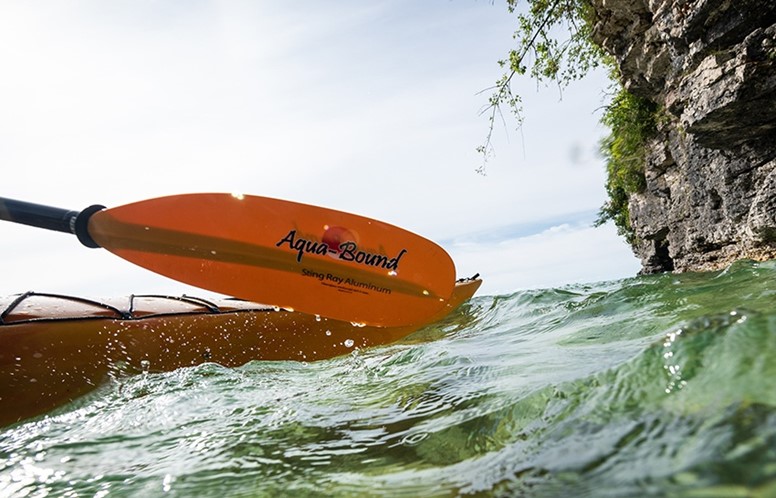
[388,270,397,276]
[140,359,150,372]
[422,290,430,296]
[350,321,366,327]
[210,250,217,255]
[315,315,321,322]
[344,339,355,348]
[163,474,174,492]
[231,192,245,200]
[325,330,332,336]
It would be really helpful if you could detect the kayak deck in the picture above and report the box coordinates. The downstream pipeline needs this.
[0,292,276,323]
[0,276,481,426]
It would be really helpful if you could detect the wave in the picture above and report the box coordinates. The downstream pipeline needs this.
[2,260,775,496]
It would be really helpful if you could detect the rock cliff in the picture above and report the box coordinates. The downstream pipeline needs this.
[591,0,776,273]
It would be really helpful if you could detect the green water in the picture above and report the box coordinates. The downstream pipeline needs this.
[2,261,775,497]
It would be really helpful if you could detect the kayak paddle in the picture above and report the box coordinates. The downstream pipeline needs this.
[0,194,456,327]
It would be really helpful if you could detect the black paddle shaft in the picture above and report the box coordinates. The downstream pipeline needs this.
[0,197,105,248]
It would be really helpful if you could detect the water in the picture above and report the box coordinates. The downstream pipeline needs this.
[2,260,775,497]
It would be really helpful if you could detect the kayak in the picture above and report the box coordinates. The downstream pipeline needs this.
[0,276,481,426]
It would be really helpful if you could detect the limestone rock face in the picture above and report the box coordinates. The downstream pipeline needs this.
[591,0,776,273]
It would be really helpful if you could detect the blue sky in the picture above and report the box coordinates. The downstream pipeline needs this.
[0,1,640,297]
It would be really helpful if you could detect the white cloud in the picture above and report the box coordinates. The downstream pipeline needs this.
[450,221,641,295]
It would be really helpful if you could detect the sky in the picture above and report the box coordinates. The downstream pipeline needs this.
[0,1,641,299]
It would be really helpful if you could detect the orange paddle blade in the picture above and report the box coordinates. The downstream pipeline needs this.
[87,194,456,327]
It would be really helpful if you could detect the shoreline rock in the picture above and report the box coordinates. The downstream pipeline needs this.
[591,0,776,273]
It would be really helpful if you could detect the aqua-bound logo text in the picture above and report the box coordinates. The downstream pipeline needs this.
[276,229,407,270]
